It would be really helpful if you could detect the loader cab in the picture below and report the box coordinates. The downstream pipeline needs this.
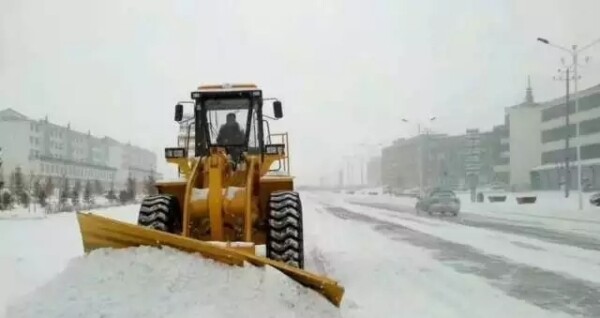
[183,84,283,164]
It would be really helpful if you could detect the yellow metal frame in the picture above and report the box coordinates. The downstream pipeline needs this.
[267,132,291,175]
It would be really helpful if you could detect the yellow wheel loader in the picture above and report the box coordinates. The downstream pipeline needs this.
[76,84,344,306]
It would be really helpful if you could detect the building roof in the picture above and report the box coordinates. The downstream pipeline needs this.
[508,77,541,110]
[0,108,29,121]
[541,83,600,108]
[0,108,155,154]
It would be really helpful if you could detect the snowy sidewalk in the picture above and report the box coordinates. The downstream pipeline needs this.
[346,191,600,240]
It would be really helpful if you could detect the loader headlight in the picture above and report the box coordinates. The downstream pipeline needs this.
[264,144,285,155]
[191,91,201,99]
[165,147,187,158]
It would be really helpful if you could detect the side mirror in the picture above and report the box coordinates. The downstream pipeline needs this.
[174,104,183,122]
[273,101,283,119]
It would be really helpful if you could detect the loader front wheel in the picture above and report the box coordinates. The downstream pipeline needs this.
[266,191,304,269]
[137,194,182,234]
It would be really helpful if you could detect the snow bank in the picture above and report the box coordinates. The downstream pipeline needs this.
[337,199,600,286]
[0,208,46,220]
[6,247,339,318]
[458,191,600,219]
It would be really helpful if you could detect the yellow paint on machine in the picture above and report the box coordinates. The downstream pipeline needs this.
[77,212,345,307]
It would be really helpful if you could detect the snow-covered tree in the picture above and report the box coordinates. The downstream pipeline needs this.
[144,175,157,195]
[44,177,55,197]
[106,183,117,203]
[2,191,12,209]
[84,180,93,204]
[126,175,136,200]
[93,179,103,196]
[11,167,27,206]
[59,178,69,206]
[33,178,47,207]
[71,180,81,205]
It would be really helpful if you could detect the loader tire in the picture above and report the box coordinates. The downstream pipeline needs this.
[137,194,182,234]
[266,191,304,269]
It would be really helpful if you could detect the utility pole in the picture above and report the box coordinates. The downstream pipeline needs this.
[418,123,423,197]
[565,68,571,198]
[554,67,573,197]
[538,36,600,210]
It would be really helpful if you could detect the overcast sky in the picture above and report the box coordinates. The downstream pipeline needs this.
[2,0,600,184]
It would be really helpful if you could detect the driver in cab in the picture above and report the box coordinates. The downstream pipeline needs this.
[217,113,244,146]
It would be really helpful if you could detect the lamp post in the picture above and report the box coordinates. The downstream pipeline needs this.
[537,36,600,210]
[553,67,575,198]
[401,117,437,196]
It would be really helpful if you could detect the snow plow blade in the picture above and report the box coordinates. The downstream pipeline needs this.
[76,212,344,306]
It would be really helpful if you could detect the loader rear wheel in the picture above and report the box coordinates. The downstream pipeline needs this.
[266,191,304,269]
[137,194,182,234]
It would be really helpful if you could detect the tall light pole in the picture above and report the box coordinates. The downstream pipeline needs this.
[553,67,575,198]
[538,36,600,210]
[402,117,437,196]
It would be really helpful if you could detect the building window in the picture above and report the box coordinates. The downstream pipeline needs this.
[541,125,576,143]
[542,102,575,122]
[541,148,577,165]
[581,143,600,160]
[578,93,600,112]
[579,117,600,136]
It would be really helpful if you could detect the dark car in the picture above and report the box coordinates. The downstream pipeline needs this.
[590,192,600,207]
[415,189,461,216]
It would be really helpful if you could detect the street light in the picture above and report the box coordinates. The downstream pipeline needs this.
[537,36,600,210]
[401,117,438,197]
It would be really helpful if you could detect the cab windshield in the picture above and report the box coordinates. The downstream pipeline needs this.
[204,97,252,147]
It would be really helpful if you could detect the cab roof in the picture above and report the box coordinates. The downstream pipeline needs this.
[197,84,258,92]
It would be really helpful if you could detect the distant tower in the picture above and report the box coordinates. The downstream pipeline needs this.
[525,75,534,104]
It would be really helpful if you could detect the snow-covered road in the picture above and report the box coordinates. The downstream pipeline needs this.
[2,192,600,317]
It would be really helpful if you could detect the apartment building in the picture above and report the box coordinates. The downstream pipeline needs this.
[505,81,543,191]
[492,122,510,184]
[0,108,159,191]
[366,156,381,187]
[381,128,504,191]
[532,84,600,190]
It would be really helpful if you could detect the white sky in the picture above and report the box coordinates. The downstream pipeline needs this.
[2,0,600,184]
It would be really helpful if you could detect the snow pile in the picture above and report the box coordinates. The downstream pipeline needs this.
[6,247,339,318]
[0,207,46,220]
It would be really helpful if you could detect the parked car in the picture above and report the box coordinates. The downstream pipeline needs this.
[415,188,461,216]
[590,192,600,207]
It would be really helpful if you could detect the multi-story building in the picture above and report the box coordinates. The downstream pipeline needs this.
[503,81,543,191]
[532,83,600,191]
[492,79,600,191]
[0,108,159,192]
[381,128,503,191]
[492,121,510,184]
[366,156,381,187]
[381,137,418,189]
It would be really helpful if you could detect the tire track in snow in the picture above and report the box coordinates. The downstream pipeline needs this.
[324,205,600,317]
[352,201,600,252]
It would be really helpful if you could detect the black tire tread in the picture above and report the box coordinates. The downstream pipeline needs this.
[137,194,181,234]
[266,191,304,269]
